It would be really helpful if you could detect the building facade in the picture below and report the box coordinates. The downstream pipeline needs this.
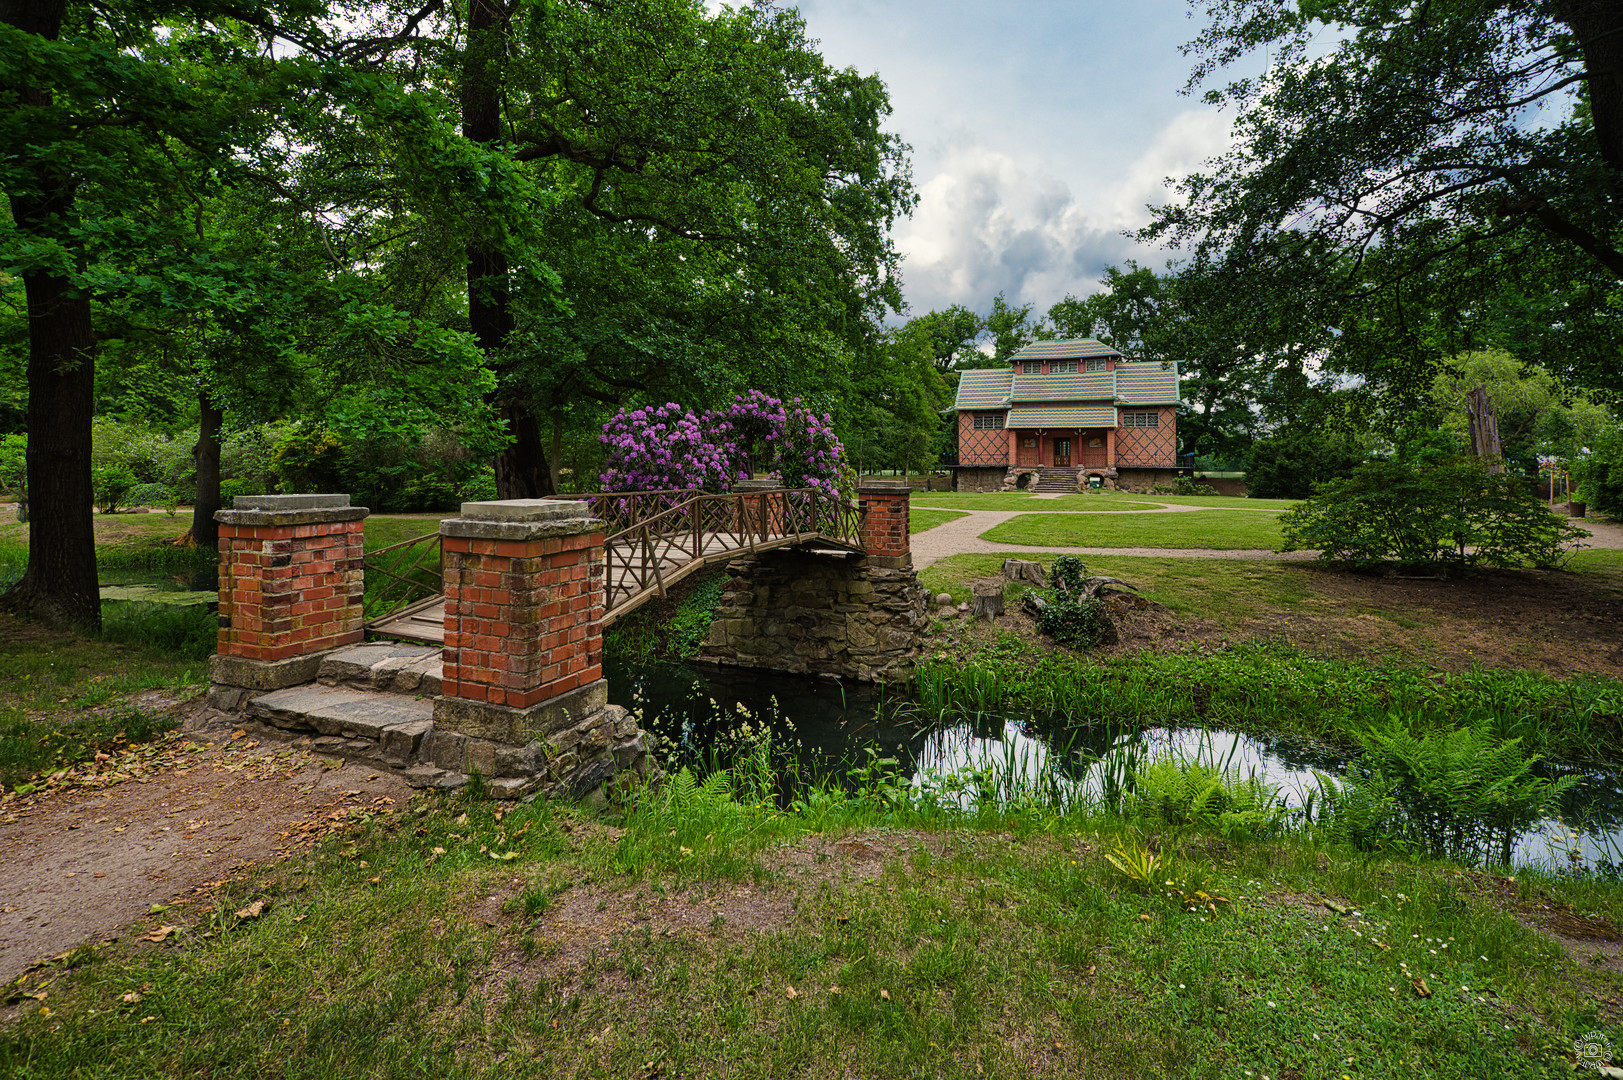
[951,339,1181,492]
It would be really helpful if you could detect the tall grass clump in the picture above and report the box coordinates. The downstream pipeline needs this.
[100,601,216,661]
[915,643,1623,765]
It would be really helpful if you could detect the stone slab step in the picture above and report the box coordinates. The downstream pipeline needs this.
[318,642,442,696]
[247,685,435,763]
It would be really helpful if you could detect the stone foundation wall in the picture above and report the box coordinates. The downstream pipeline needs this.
[699,549,928,682]
[952,467,1007,492]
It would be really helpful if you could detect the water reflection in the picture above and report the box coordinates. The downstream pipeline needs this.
[606,660,1623,871]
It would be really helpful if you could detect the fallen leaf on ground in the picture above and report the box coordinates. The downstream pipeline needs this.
[235,900,265,920]
[1413,978,1432,998]
[880,989,891,1001]
[785,985,797,1000]
[490,851,519,861]
[121,992,141,1004]
[144,926,179,943]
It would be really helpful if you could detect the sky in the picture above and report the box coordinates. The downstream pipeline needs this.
[781,1,1237,322]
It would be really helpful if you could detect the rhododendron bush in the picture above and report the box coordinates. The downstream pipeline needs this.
[599,392,846,495]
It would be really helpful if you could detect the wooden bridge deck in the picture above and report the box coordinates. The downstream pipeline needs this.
[365,489,862,646]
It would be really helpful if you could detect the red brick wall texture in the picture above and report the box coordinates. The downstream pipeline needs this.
[440,531,605,710]
[859,491,910,558]
[217,520,365,662]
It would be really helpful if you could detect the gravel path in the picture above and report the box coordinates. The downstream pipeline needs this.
[907,502,1623,570]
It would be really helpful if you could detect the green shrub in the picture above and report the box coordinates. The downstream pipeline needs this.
[1573,422,1623,517]
[1317,722,1576,864]
[91,419,197,491]
[0,432,24,495]
[218,478,262,505]
[1034,556,1112,648]
[1243,429,1366,499]
[1152,477,1217,496]
[1128,756,1287,839]
[92,462,138,513]
[1280,455,1589,571]
[271,423,347,494]
[125,482,172,507]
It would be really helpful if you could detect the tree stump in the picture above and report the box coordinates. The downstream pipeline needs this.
[1001,558,1047,586]
[971,582,1006,619]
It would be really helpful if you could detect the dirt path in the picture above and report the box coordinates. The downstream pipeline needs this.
[0,704,411,985]
[908,504,1623,569]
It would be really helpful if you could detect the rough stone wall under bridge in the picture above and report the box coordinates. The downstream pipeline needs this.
[699,548,929,682]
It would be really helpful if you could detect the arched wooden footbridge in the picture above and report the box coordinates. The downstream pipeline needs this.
[362,487,865,645]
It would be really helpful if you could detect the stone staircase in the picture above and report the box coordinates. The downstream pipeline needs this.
[211,642,657,801]
[1032,468,1080,493]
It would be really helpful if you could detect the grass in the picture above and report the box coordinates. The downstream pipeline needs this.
[0,613,201,789]
[912,490,1300,511]
[0,777,1612,1077]
[920,553,1313,627]
[912,644,1623,766]
[909,508,968,533]
[981,510,1287,550]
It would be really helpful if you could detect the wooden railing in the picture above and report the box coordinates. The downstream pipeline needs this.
[363,488,862,635]
[597,487,861,623]
[361,530,442,623]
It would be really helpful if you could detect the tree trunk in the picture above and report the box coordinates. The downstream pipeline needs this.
[0,0,100,630]
[460,0,553,500]
[1465,385,1506,472]
[1,270,100,630]
[494,400,555,498]
[1001,559,1047,586]
[971,582,1005,619]
[1560,1,1623,183]
[549,409,563,494]
[191,393,223,547]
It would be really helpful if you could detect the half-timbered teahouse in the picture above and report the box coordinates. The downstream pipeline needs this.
[951,339,1181,492]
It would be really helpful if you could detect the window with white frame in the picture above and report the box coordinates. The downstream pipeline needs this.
[1048,360,1078,374]
[1121,411,1159,428]
[972,412,1005,430]
[1084,358,1108,372]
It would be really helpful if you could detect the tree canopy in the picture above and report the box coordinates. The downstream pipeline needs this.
[1142,0,1623,398]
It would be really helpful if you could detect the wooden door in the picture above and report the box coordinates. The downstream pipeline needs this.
[1053,438,1071,467]
[1016,434,1040,466]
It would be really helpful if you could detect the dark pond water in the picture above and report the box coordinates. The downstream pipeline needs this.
[98,567,218,606]
[605,659,1623,872]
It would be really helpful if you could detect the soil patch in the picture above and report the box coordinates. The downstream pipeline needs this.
[0,703,411,987]
[1245,566,1623,678]
[924,566,1623,679]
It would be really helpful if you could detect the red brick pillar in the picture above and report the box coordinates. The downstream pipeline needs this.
[210,494,367,693]
[858,479,911,568]
[433,500,608,743]
[734,479,785,537]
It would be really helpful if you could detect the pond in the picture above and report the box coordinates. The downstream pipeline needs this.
[606,659,1623,873]
[98,567,218,607]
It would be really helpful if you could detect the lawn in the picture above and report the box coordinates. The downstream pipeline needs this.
[920,553,1311,625]
[912,490,1300,512]
[0,779,1610,1079]
[981,509,1286,549]
[909,508,968,533]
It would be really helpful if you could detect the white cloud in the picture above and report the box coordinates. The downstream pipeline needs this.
[894,108,1232,316]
